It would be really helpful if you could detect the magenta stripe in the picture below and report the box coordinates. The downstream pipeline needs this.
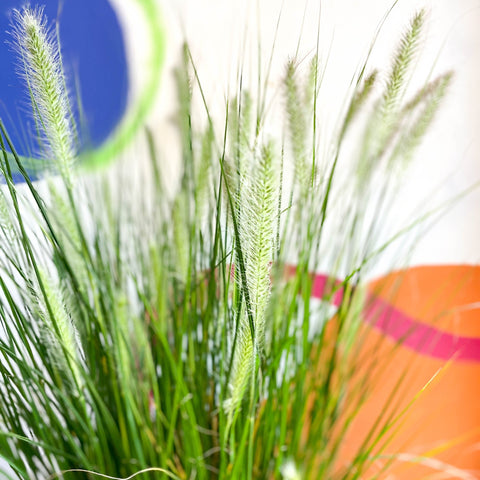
[309,271,480,363]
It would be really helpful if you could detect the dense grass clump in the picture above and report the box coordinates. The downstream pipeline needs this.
[0,6,454,480]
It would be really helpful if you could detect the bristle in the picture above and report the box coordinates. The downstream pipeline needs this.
[11,7,76,184]
[285,60,309,192]
[36,269,83,390]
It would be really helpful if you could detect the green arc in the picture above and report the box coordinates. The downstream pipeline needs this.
[80,0,166,171]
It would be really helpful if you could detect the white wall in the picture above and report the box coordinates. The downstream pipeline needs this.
[150,0,480,271]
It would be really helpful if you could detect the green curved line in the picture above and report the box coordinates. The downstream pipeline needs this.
[80,0,165,170]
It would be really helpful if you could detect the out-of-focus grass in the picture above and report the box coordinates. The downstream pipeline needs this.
[0,6,456,480]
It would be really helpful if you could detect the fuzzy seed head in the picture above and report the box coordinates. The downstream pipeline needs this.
[10,6,76,182]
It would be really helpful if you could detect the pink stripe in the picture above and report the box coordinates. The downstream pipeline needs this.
[308,271,480,363]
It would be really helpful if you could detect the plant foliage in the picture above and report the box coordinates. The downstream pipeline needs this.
[0,6,453,480]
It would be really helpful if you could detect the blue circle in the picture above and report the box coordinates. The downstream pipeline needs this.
[0,0,128,163]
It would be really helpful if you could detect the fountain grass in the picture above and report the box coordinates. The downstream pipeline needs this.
[0,5,458,480]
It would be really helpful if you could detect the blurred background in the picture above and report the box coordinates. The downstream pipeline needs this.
[1,0,478,267]
[156,0,480,270]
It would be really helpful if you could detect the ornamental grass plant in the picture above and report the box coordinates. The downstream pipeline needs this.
[0,5,462,480]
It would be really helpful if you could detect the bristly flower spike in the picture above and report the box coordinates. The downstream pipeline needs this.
[10,6,76,185]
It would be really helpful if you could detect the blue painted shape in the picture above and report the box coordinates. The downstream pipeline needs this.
[0,0,128,161]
